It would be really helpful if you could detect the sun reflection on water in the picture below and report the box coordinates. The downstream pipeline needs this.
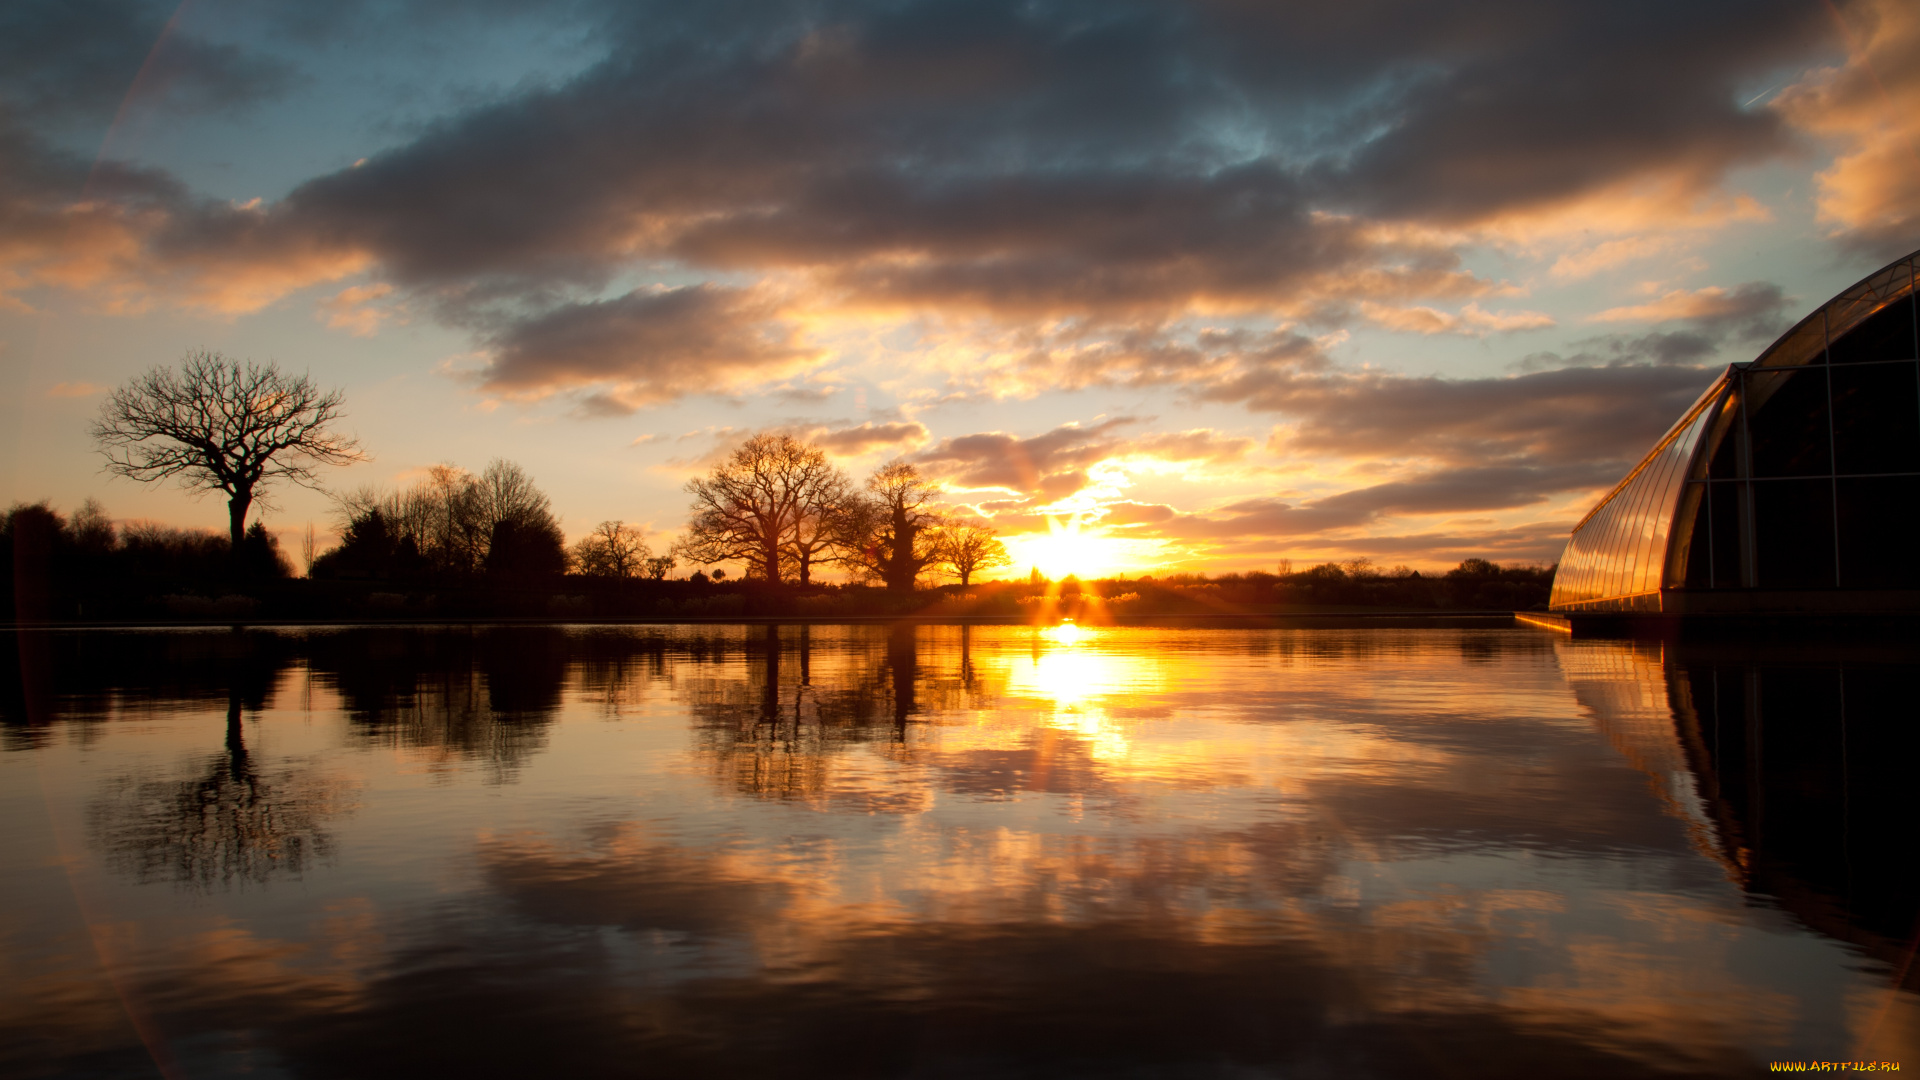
[1001,625,1156,760]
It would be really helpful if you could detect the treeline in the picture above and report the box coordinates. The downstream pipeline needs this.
[676,434,1008,589]
[3,499,294,620]
[6,438,1551,621]
[3,489,1551,622]
[312,460,569,580]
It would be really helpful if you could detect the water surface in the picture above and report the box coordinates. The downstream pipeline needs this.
[2,624,1914,1077]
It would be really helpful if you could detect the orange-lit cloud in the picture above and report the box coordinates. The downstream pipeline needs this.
[1774,0,1920,247]
[481,285,823,411]
[1589,283,1787,326]
[319,282,399,336]
[1360,301,1555,336]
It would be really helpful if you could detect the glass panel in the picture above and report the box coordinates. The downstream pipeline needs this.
[1745,369,1831,478]
[1836,476,1920,588]
[1830,361,1920,475]
[1626,449,1671,594]
[1589,504,1616,598]
[1643,442,1689,591]
[1706,480,1745,588]
[1607,473,1645,597]
[1707,386,1746,479]
[1755,316,1829,369]
[1753,478,1836,588]
[1828,297,1917,364]
[1681,482,1713,588]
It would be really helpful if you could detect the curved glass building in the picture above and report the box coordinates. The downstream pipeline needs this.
[1549,251,1920,615]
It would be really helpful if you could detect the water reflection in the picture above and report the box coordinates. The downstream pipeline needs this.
[89,688,346,889]
[2,625,1916,1076]
[1664,644,1920,992]
[304,627,573,781]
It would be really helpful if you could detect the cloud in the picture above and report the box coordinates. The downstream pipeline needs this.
[0,0,292,125]
[1136,461,1608,543]
[319,282,397,336]
[0,118,369,314]
[1775,0,1920,252]
[8,0,1838,328]
[810,420,930,457]
[1549,236,1683,280]
[481,285,822,409]
[1305,0,1821,226]
[659,418,930,470]
[913,418,1140,495]
[1252,364,1719,468]
[0,0,1862,430]
[1588,282,1789,328]
[1123,429,1255,465]
[1098,501,1176,527]
[47,380,105,397]
[1359,301,1555,336]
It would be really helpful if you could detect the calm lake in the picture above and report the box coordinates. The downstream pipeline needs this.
[2,624,1914,1078]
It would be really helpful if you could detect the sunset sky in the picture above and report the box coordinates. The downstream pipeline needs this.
[4,0,1919,578]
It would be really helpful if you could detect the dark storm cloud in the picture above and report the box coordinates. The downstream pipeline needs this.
[0,0,290,125]
[101,0,1825,323]
[482,285,819,408]
[1145,462,1619,542]
[1239,364,1719,467]
[0,0,1852,404]
[1312,2,1816,222]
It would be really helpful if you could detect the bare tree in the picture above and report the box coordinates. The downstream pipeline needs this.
[848,462,946,591]
[301,522,318,577]
[329,458,562,575]
[571,520,652,577]
[788,467,854,586]
[93,352,366,551]
[937,522,1011,586]
[643,554,677,580]
[678,434,848,584]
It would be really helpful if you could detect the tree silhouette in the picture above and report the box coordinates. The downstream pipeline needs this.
[848,462,946,591]
[571,521,652,577]
[678,434,850,583]
[332,458,561,576]
[937,522,1010,586]
[92,351,366,552]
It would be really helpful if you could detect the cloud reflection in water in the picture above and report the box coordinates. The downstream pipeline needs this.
[1,625,1916,1077]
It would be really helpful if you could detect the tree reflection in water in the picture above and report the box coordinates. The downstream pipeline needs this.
[85,631,346,890]
[304,626,571,782]
[686,624,1002,803]
[90,690,344,888]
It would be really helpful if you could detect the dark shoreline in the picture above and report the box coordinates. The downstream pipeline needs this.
[4,611,1526,631]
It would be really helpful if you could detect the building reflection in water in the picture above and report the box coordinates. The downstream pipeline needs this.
[1668,643,1920,990]
[1558,635,1920,992]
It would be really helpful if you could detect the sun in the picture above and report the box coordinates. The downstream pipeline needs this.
[1002,515,1127,579]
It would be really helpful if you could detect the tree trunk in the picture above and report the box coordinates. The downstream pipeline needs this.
[763,535,783,583]
[959,567,971,587]
[885,517,918,591]
[227,491,252,552]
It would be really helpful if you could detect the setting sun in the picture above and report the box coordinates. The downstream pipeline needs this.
[1002,515,1129,580]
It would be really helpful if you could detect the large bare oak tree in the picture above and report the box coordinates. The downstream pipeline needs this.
[853,462,947,591]
[92,351,366,551]
[677,434,849,583]
[937,522,1011,586]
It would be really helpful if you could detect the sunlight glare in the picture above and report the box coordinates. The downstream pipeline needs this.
[1004,515,1126,579]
